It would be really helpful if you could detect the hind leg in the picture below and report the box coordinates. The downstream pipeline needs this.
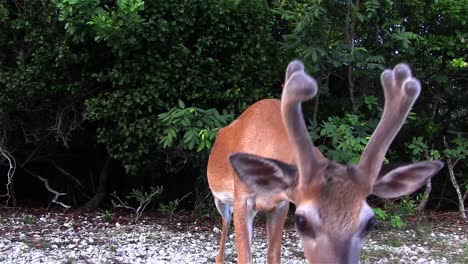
[214,198,233,264]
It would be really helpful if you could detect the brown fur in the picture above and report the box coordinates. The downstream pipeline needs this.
[207,99,295,195]
[207,99,296,263]
[208,62,428,264]
[317,163,365,238]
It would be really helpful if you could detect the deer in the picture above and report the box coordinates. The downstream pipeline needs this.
[207,60,443,264]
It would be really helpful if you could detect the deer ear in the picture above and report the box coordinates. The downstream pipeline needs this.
[229,153,298,200]
[372,160,444,199]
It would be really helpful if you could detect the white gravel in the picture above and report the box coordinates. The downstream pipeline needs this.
[0,211,466,263]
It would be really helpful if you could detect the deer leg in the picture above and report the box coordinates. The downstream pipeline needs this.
[266,201,289,264]
[233,197,257,264]
[214,198,233,264]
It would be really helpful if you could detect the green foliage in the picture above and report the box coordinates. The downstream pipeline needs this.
[111,186,163,222]
[0,3,8,22]
[192,186,215,217]
[399,197,417,216]
[77,0,280,174]
[373,207,405,229]
[85,101,233,174]
[0,0,283,207]
[87,0,145,53]
[390,27,422,49]
[111,186,164,223]
[373,191,428,230]
[159,192,191,222]
[100,209,113,222]
[407,137,429,158]
[1,0,467,211]
[274,0,389,108]
[374,206,409,229]
[158,100,233,153]
[443,136,468,209]
[0,1,87,140]
[363,95,378,111]
[408,137,467,163]
[52,0,145,48]
[311,113,377,163]
[22,215,36,225]
[390,215,405,229]
[52,0,99,41]
[443,137,468,160]
[129,186,163,206]
[451,58,468,68]
[373,208,388,221]
[407,134,467,181]
[274,0,467,219]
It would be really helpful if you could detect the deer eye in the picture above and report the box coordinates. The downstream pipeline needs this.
[362,216,376,237]
[295,214,315,238]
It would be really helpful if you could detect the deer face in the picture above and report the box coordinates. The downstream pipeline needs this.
[229,60,443,263]
[293,163,372,264]
[230,154,442,264]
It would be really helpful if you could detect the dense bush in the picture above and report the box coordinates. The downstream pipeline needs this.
[60,0,282,173]
[0,0,282,207]
[0,0,466,216]
[276,0,467,215]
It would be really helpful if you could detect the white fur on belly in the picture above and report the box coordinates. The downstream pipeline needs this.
[213,191,234,204]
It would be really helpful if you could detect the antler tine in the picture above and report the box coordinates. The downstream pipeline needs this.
[281,60,326,186]
[285,59,304,81]
[358,63,421,185]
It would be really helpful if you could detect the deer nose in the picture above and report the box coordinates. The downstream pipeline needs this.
[305,237,357,264]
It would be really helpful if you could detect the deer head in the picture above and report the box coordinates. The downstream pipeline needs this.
[229,60,443,263]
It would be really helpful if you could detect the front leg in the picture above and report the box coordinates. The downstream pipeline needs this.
[266,201,289,264]
[233,196,257,264]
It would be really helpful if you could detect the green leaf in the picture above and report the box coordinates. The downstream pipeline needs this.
[196,141,206,152]
[178,100,185,109]
[311,49,318,63]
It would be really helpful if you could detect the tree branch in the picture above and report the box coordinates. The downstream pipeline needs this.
[20,135,50,167]
[0,147,16,206]
[48,106,82,148]
[443,136,466,219]
[47,159,85,188]
[24,168,70,209]
[416,150,434,211]
[83,157,111,208]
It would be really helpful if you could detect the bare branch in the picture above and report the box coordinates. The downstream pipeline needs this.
[111,192,137,214]
[11,0,22,14]
[46,159,93,202]
[111,187,163,222]
[24,168,70,209]
[48,159,84,188]
[20,135,50,167]
[0,147,16,207]
[0,116,7,147]
[0,113,17,206]
[447,130,468,136]
[21,126,40,144]
[443,136,466,219]
[416,150,434,211]
[48,106,82,148]
[416,179,432,211]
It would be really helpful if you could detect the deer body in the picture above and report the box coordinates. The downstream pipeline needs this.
[208,99,294,195]
[208,61,444,264]
[207,99,294,263]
